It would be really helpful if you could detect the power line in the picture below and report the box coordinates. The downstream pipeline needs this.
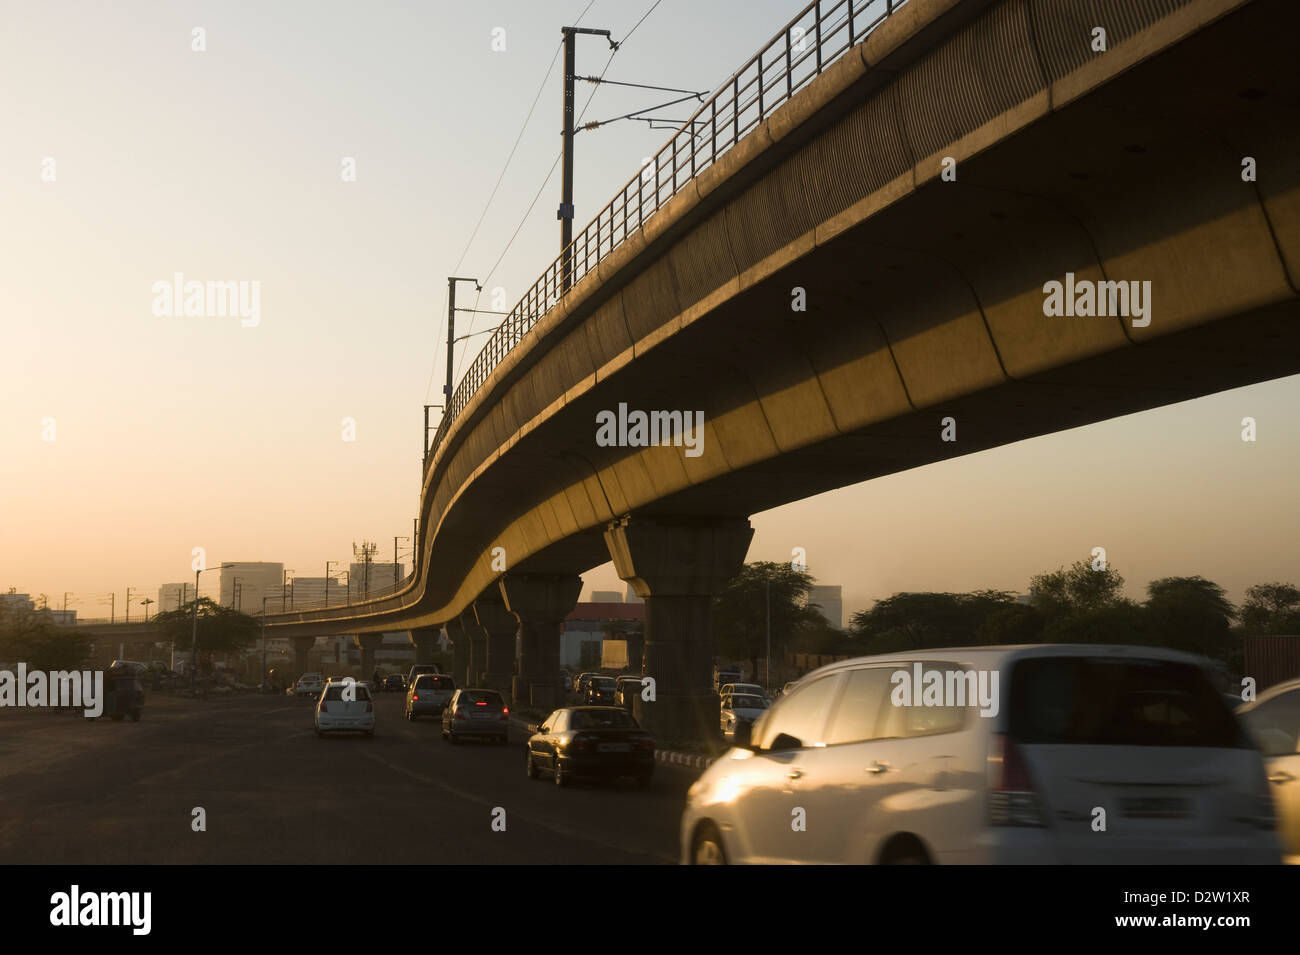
[426,0,601,403]
[442,0,667,403]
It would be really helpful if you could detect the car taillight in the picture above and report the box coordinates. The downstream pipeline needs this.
[503,706,509,715]
[987,734,1046,827]
[498,710,508,720]
[412,694,419,701]
[571,735,592,753]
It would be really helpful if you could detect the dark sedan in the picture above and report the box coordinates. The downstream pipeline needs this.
[525,706,655,788]
[584,676,617,705]
[383,674,406,692]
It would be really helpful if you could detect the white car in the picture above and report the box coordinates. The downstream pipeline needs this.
[720,693,769,738]
[721,683,770,701]
[314,681,375,737]
[295,672,325,698]
[683,644,1280,865]
[1236,678,1300,863]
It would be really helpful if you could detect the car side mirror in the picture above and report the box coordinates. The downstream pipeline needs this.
[769,732,802,752]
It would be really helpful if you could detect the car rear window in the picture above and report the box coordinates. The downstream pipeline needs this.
[1008,656,1243,748]
[459,690,503,706]
[417,675,453,690]
[592,678,616,688]
[571,709,636,729]
[323,683,372,702]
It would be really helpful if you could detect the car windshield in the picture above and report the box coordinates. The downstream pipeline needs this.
[731,695,767,709]
[460,691,503,707]
[1008,656,1243,748]
[592,678,616,688]
[323,684,371,702]
[570,709,636,729]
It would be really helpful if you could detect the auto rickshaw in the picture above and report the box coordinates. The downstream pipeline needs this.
[104,666,144,722]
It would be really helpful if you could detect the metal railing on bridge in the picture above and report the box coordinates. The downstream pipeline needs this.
[426,0,909,469]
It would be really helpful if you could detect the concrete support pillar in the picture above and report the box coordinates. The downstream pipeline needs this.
[604,517,753,743]
[626,629,645,674]
[473,591,518,694]
[354,633,383,678]
[500,573,582,710]
[292,635,316,677]
[408,627,438,664]
[444,618,470,687]
[462,610,487,687]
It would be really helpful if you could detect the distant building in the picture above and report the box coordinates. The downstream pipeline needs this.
[158,583,190,613]
[45,609,77,626]
[624,584,643,605]
[349,561,404,602]
[1,593,35,613]
[220,562,284,614]
[591,590,623,603]
[808,585,843,630]
[289,576,349,608]
[563,601,645,669]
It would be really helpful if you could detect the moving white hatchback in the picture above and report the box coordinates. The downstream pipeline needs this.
[315,680,375,738]
[682,645,1280,864]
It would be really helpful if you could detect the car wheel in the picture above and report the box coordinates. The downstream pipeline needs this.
[692,823,728,865]
[554,757,569,787]
[526,751,538,779]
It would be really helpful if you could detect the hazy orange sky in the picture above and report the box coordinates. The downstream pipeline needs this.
[2,1,1297,623]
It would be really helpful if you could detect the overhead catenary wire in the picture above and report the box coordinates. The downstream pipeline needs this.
[446,0,667,399]
[425,0,600,403]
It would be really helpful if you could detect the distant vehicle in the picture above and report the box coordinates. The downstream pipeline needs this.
[720,693,769,738]
[406,673,456,720]
[407,664,442,687]
[614,675,644,708]
[561,672,574,692]
[576,672,599,696]
[383,674,406,692]
[526,706,655,788]
[109,660,149,676]
[1237,678,1300,863]
[294,673,325,698]
[683,645,1280,865]
[779,681,799,697]
[720,682,769,701]
[104,667,144,722]
[315,681,375,738]
[585,676,617,705]
[442,688,509,744]
[713,665,743,693]
[325,675,349,684]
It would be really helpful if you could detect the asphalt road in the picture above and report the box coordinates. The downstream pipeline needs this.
[0,692,691,864]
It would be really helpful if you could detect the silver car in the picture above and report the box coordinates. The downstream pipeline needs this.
[406,673,456,720]
[1237,678,1300,863]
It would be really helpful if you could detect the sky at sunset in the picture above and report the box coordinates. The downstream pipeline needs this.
[3,0,1297,624]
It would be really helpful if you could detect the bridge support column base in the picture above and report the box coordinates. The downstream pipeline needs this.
[292,636,316,679]
[444,619,470,687]
[501,573,582,710]
[605,517,753,745]
[474,592,519,694]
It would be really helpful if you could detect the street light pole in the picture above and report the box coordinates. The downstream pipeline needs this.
[445,278,480,407]
[125,587,134,624]
[325,562,336,608]
[261,596,269,691]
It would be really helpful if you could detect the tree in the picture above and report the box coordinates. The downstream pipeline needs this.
[1240,582,1300,634]
[1029,560,1125,617]
[712,562,816,681]
[1144,576,1235,661]
[1040,599,1147,646]
[976,602,1046,645]
[851,591,1018,654]
[153,598,259,671]
[0,602,93,671]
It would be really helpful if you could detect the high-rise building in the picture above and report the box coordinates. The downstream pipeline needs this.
[219,562,284,614]
[808,585,843,630]
[158,583,190,613]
